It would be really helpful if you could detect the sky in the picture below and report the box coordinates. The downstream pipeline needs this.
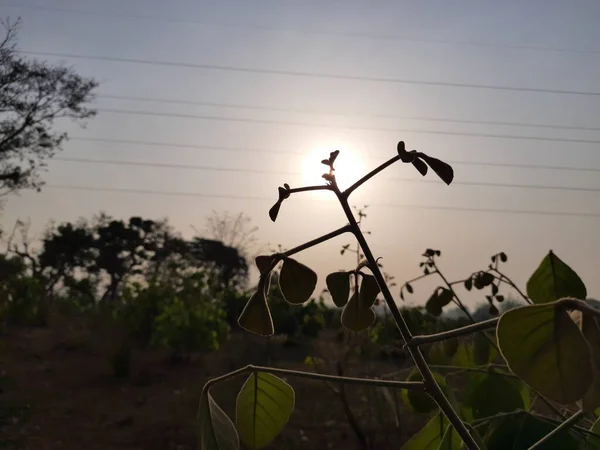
[2,0,600,308]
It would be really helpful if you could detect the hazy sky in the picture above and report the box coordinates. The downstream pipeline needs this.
[2,0,600,308]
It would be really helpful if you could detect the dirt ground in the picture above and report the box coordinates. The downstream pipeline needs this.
[0,323,423,450]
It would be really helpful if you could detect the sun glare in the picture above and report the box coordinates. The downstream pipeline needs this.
[300,145,367,192]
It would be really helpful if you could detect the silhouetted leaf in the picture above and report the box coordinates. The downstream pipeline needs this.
[497,303,593,404]
[340,291,375,332]
[464,278,473,291]
[268,201,282,222]
[483,411,580,450]
[255,255,275,275]
[419,154,454,185]
[359,273,380,308]
[401,413,461,450]
[238,277,274,336]
[425,287,454,316]
[402,369,447,413]
[199,389,239,450]
[405,283,414,294]
[582,312,600,412]
[326,271,351,307]
[587,417,600,449]
[526,250,587,304]
[464,371,525,420]
[412,158,428,176]
[278,257,317,305]
[500,252,508,262]
[236,372,294,449]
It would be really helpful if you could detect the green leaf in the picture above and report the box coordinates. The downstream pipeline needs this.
[526,250,587,304]
[402,370,447,413]
[426,287,454,316]
[326,271,351,307]
[278,257,317,305]
[236,372,295,449]
[401,413,462,450]
[199,389,239,450]
[473,333,497,365]
[452,342,476,368]
[464,371,525,420]
[587,417,600,449]
[238,277,274,337]
[340,291,375,332]
[582,312,600,412]
[497,303,593,404]
[483,411,580,450]
[359,273,380,308]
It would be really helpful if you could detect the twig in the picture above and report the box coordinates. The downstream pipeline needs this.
[528,410,586,450]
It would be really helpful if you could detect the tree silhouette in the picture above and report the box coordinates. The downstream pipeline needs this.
[0,18,97,194]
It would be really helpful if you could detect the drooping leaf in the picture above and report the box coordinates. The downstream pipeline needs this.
[326,271,351,307]
[587,417,600,449]
[499,252,508,263]
[419,154,454,185]
[359,273,380,308]
[483,411,580,450]
[496,303,593,404]
[526,250,587,304]
[236,372,295,449]
[582,312,600,412]
[402,369,447,413]
[401,413,460,450]
[411,158,428,176]
[199,389,239,450]
[464,371,525,420]
[464,278,473,291]
[238,278,274,336]
[340,291,375,332]
[473,333,498,365]
[255,255,276,275]
[425,287,454,316]
[405,283,414,294]
[268,201,282,222]
[278,257,317,305]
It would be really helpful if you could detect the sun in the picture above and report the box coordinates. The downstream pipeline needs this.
[300,145,367,191]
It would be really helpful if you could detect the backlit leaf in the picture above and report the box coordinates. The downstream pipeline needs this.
[326,271,351,307]
[236,372,295,449]
[255,255,276,275]
[359,273,380,308]
[526,250,587,304]
[278,257,317,305]
[237,278,274,336]
[340,291,375,332]
[419,154,454,185]
[587,417,600,449]
[411,158,428,176]
[402,369,446,413]
[483,411,580,450]
[473,333,498,365]
[425,287,454,317]
[582,312,600,412]
[268,201,282,222]
[401,413,460,450]
[464,371,525,420]
[198,389,239,450]
[497,303,593,404]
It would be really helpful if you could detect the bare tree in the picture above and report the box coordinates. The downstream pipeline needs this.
[197,210,261,260]
[0,17,98,194]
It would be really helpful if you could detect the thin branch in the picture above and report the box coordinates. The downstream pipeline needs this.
[202,364,426,391]
[283,225,352,258]
[344,155,401,197]
[428,364,517,378]
[528,410,586,450]
[288,185,333,194]
[409,318,499,346]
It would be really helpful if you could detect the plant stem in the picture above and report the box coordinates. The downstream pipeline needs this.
[282,225,352,258]
[429,364,517,378]
[202,364,426,391]
[333,188,481,450]
[491,268,533,305]
[344,155,401,197]
[410,318,499,346]
[528,410,586,450]
[288,185,332,194]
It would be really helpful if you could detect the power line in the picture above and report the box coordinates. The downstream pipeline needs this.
[67,136,600,174]
[45,184,600,219]
[95,107,600,146]
[21,51,600,97]
[5,3,598,55]
[99,93,600,132]
[52,156,600,194]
